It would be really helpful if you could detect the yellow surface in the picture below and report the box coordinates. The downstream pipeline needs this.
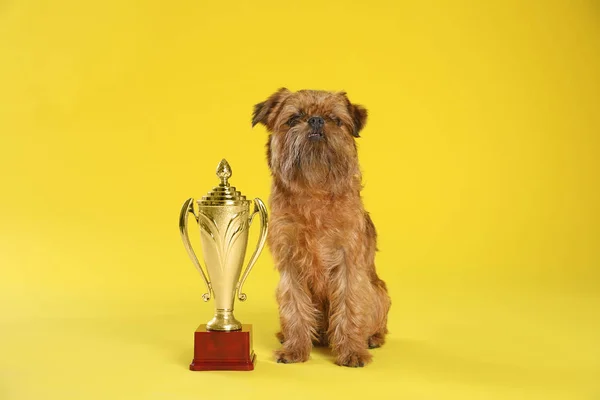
[1,0,599,399]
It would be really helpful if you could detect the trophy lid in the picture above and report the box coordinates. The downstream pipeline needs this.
[198,159,248,206]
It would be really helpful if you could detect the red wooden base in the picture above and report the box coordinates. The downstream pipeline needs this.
[190,324,255,371]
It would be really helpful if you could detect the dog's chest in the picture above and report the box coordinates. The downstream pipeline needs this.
[291,215,332,297]
[293,207,346,263]
[270,195,359,287]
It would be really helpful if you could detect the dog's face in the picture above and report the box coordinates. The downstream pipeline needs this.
[252,88,368,190]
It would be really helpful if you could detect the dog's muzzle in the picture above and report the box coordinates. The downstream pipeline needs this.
[308,131,324,141]
[307,116,325,141]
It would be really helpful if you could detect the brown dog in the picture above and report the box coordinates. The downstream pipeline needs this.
[252,88,391,367]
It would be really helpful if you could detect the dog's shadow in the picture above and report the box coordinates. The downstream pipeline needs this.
[310,345,335,362]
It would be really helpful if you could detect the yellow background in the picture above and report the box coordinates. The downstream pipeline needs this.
[1,0,599,399]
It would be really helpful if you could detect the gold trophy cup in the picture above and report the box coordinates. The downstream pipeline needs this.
[179,159,268,370]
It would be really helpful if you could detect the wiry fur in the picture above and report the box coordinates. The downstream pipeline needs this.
[252,88,391,367]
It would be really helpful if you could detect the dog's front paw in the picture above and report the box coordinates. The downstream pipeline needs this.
[275,348,309,364]
[336,351,372,368]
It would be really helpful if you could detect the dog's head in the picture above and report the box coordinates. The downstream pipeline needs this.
[252,88,368,191]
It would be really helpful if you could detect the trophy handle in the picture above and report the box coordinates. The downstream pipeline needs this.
[179,198,212,302]
[236,198,268,301]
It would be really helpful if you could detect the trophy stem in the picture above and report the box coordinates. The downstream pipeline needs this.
[206,309,243,331]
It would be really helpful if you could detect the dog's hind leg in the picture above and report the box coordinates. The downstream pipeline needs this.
[368,276,391,349]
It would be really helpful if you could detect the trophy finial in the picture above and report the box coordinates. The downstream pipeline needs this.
[216,159,232,186]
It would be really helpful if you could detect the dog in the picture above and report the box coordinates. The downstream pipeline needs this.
[252,88,391,367]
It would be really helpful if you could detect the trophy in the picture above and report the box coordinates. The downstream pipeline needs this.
[179,159,268,371]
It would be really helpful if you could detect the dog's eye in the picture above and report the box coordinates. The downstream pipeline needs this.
[287,115,301,127]
[329,116,342,127]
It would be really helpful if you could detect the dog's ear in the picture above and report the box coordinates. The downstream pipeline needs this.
[339,92,368,137]
[349,103,368,138]
[252,87,291,129]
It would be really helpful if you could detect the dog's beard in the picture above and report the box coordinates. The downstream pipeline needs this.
[277,128,355,189]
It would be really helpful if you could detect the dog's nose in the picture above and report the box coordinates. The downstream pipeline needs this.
[308,116,325,129]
